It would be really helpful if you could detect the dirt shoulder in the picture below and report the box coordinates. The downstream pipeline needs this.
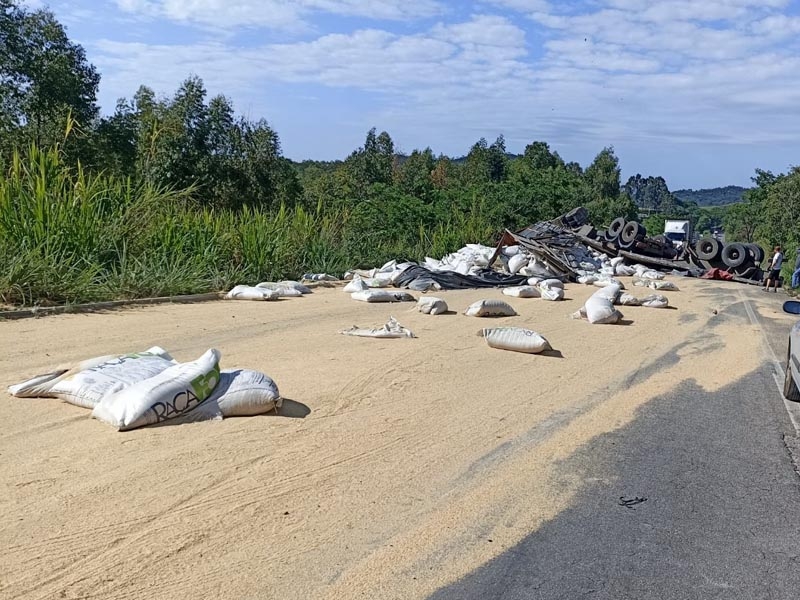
[0,278,792,600]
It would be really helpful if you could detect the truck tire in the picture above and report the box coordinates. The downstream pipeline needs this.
[695,237,722,261]
[745,243,765,264]
[620,221,646,246]
[652,234,669,246]
[606,218,626,241]
[721,242,748,269]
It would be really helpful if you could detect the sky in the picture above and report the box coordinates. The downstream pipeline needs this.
[22,0,800,190]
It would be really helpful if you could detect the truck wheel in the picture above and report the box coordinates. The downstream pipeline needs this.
[620,221,646,246]
[606,218,626,241]
[652,234,669,246]
[721,242,748,269]
[695,237,721,261]
[784,346,800,402]
[745,243,765,264]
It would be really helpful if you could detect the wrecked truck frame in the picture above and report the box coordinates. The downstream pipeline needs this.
[489,207,765,286]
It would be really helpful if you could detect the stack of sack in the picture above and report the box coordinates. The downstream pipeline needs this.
[225,280,311,300]
[8,347,280,431]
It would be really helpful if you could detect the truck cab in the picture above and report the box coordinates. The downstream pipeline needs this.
[664,220,693,249]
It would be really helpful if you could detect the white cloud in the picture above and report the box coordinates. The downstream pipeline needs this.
[93,14,530,95]
[83,1,800,183]
[114,0,445,30]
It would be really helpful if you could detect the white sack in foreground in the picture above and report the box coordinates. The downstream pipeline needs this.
[464,299,517,317]
[226,285,280,301]
[481,327,552,354]
[8,347,177,409]
[92,349,221,431]
[206,369,282,416]
[340,317,415,338]
[350,290,415,303]
[579,284,624,324]
[417,296,448,315]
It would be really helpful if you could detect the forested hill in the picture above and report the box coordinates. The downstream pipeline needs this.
[672,186,748,206]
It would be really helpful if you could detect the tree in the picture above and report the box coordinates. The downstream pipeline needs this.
[395,147,435,201]
[0,0,99,153]
[584,147,620,201]
[762,167,800,249]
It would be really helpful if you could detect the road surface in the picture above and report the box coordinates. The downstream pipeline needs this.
[0,278,797,600]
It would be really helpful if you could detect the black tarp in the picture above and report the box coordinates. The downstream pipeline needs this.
[392,265,530,291]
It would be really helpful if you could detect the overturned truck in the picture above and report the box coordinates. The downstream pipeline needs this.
[491,208,765,285]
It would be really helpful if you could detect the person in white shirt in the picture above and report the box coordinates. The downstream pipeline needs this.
[764,246,784,292]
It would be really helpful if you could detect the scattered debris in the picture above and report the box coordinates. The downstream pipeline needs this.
[340,317,415,338]
[618,495,648,509]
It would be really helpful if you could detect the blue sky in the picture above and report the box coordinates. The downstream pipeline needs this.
[23,0,800,189]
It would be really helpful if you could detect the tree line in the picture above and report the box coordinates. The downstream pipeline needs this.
[1,0,797,304]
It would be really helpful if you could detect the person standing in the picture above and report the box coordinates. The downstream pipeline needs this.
[792,248,800,289]
[764,246,784,292]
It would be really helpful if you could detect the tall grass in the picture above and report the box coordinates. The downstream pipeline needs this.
[0,147,496,307]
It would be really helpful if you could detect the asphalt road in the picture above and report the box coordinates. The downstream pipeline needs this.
[431,292,800,600]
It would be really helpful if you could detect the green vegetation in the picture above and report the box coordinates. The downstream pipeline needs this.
[1,0,797,307]
[673,186,748,207]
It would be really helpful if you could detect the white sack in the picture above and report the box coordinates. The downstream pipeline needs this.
[481,327,552,354]
[593,276,625,289]
[364,277,392,288]
[577,274,598,285]
[502,286,541,298]
[92,349,221,431]
[640,294,670,308]
[208,369,282,417]
[507,253,528,275]
[610,256,625,267]
[226,285,280,301]
[302,273,338,281]
[343,275,369,292]
[614,264,637,276]
[464,299,517,317]
[617,293,642,306]
[540,287,565,301]
[8,347,174,404]
[527,277,544,286]
[417,296,449,315]
[638,269,665,280]
[255,283,303,297]
[351,290,416,303]
[47,348,176,409]
[584,285,624,324]
[539,279,564,290]
[502,245,520,257]
[277,281,312,294]
[649,280,679,291]
[379,260,397,273]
